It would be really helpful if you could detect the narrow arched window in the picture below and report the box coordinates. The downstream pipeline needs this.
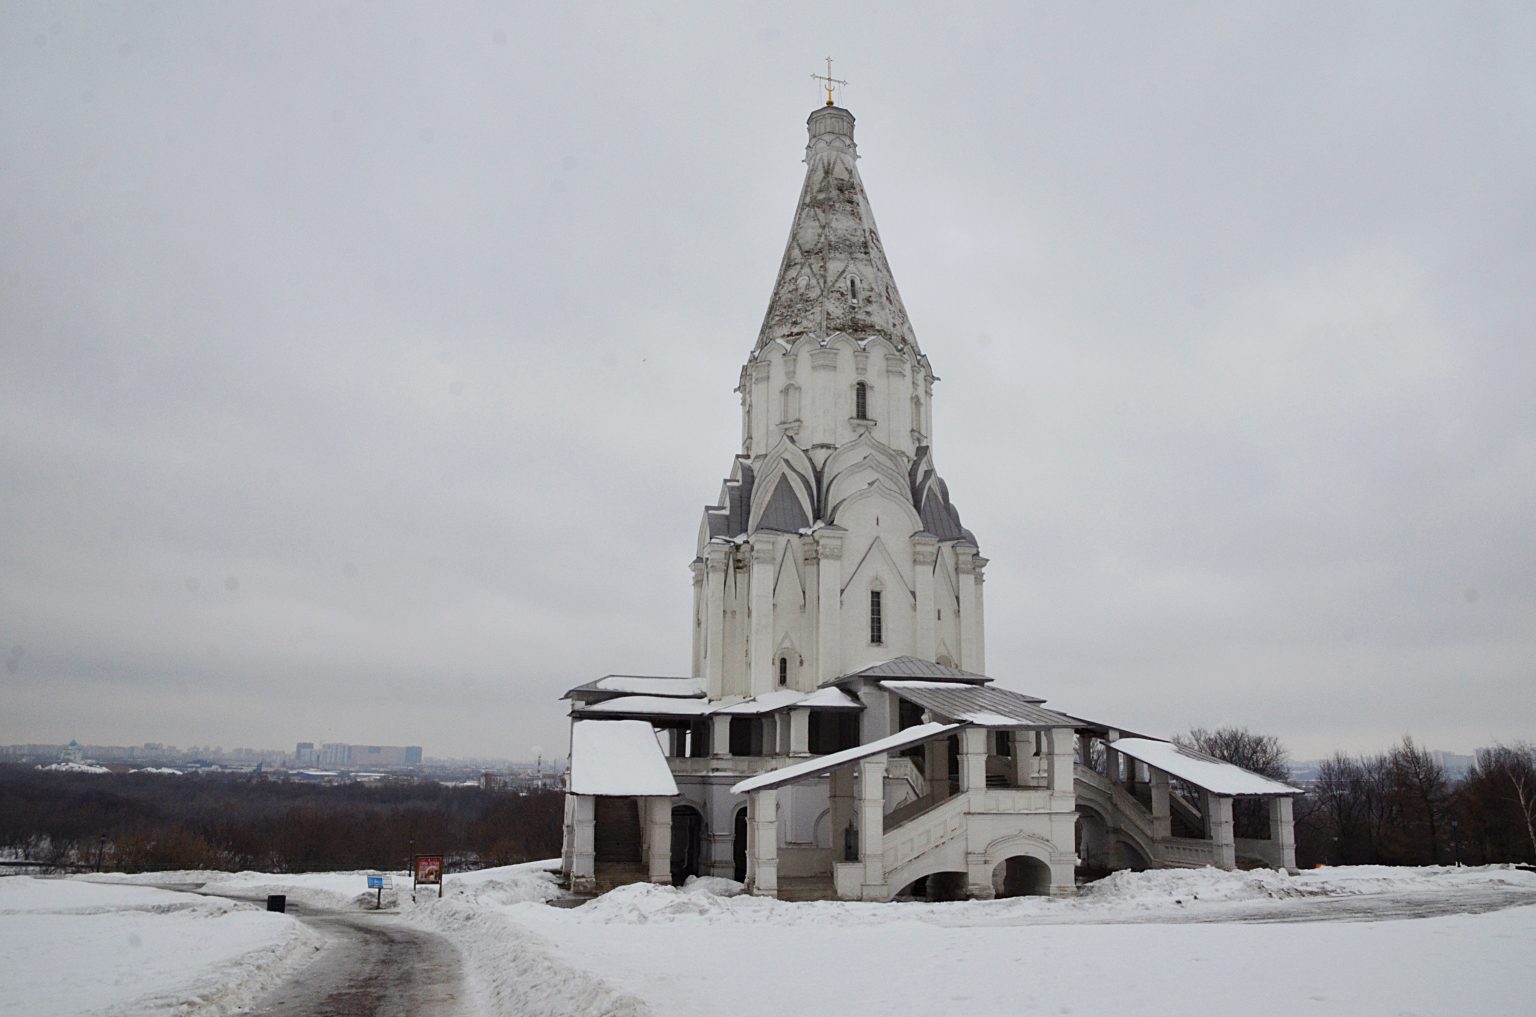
[778,656,789,687]
[869,589,883,645]
[854,381,869,421]
[849,276,860,301]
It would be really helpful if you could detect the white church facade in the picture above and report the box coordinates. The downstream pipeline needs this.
[559,100,1298,901]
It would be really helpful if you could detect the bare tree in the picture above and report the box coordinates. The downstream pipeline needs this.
[1464,742,1536,862]
[1386,735,1450,864]
[1176,727,1292,839]
[1176,727,1292,782]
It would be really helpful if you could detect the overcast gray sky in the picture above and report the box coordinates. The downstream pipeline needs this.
[3,2,1532,762]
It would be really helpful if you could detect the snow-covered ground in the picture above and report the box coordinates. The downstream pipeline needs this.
[0,877,319,1017]
[3,863,1532,1016]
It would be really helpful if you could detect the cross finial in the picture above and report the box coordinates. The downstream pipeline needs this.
[811,56,847,107]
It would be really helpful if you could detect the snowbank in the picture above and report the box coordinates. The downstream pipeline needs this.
[510,866,1536,1017]
[403,861,656,1016]
[0,877,319,1017]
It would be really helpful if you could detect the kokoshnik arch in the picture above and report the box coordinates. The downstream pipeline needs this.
[558,99,1300,902]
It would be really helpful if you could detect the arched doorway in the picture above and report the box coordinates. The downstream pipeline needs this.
[670,805,704,886]
[992,855,1052,897]
[1116,838,1151,872]
[1075,806,1112,879]
[732,807,748,883]
[894,871,968,901]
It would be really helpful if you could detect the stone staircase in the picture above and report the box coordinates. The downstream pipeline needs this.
[593,797,646,891]
[777,876,837,901]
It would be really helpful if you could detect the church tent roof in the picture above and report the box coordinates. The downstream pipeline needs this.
[731,722,961,795]
[881,681,1069,726]
[567,720,679,797]
[1110,737,1302,796]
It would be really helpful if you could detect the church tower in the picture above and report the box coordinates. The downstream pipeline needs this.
[690,103,987,700]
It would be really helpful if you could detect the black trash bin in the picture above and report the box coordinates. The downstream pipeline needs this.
[266,894,286,913]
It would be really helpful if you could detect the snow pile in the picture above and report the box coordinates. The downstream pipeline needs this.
[681,875,743,896]
[1081,866,1324,908]
[90,868,371,911]
[511,866,1536,1017]
[0,876,319,1017]
[405,861,654,1017]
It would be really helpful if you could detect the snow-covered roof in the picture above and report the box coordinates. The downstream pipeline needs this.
[714,690,809,715]
[563,675,704,701]
[1110,738,1302,796]
[590,675,704,697]
[731,722,961,795]
[796,687,863,710]
[580,695,717,717]
[576,687,863,719]
[567,720,679,797]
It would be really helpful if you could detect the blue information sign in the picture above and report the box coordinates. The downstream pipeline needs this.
[367,875,384,889]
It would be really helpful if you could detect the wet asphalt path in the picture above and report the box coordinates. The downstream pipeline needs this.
[172,889,474,1017]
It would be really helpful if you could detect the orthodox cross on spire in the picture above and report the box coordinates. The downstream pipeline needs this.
[811,56,847,106]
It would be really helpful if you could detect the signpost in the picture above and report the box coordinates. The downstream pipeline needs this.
[413,854,444,900]
[366,873,393,909]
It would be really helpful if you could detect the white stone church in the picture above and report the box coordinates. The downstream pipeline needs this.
[559,99,1299,902]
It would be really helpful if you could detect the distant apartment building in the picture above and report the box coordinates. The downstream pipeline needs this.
[293,741,422,769]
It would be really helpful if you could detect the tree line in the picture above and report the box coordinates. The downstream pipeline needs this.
[1181,728,1536,868]
[0,766,563,873]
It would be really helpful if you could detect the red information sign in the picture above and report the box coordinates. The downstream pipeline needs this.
[414,854,444,887]
[411,854,442,897]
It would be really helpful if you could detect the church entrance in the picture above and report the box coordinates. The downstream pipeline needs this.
[992,855,1052,897]
[732,807,748,883]
[670,805,703,886]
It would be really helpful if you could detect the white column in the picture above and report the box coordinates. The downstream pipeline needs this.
[913,537,937,661]
[803,540,821,687]
[1048,728,1074,795]
[711,714,731,757]
[1207,794,1236,870]
[703,546,729,700]
[1270,796,1297,870]
[690,560,704,678]
[1150,769,1171,839]
[958,726,987,792]
[810,348,839,451]
[789,709,810,755]
[751,359,772,459]
[815,531,844,682]
[749,539,776,696]
[956,549,987,672]
[747,789,779,897]
[570,795,596,893]
[829,768,856,860]
[858,757,887,894]
[966,852,996,900]
[925,737,951,799]
[1010,732,1030,787]
[645,797,672,885]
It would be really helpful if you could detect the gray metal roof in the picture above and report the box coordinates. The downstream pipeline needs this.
[880,681,1076,727]
[563,674,705,703]
[731,721,961,795]
[755,473,811,533]
[829,655,992,685]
